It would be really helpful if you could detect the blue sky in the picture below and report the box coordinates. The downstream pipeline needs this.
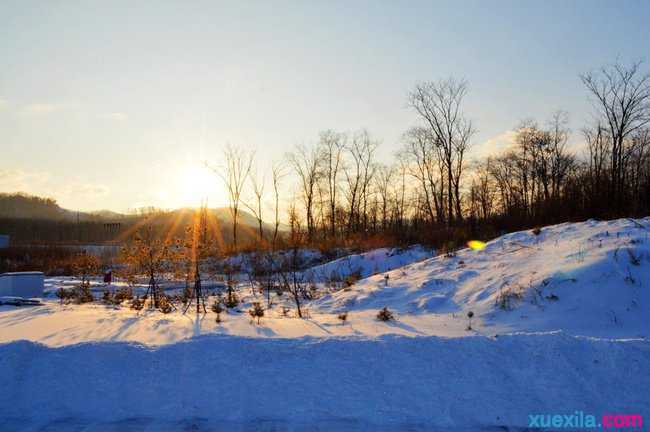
[1,0,649,211]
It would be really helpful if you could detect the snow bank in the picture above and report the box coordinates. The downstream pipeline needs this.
[1,333,648,430]
[318,218,650,339]
[306,245,433,282]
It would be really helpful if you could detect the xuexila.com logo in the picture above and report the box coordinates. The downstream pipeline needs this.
[528,411,643,429]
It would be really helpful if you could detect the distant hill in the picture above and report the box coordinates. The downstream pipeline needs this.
[0,193,69,220]
[0,192,282,245]
[0,193,124,221]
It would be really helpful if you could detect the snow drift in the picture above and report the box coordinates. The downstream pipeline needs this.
[305,245,433,282]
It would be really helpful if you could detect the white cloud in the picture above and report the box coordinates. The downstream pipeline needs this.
[99,112,128,121]
[0,169,51,193]
[0,169,110,209]
[470,130,517,160]
[20,103,62,115]
[65,183,110,199]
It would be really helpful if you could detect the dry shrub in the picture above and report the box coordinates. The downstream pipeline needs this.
[211,301,224,323]
[224,290,239,308]
[344,270,362,287]
[376,307,394,321]
[495,284,524,310]
[72,283,94,304]
[56,287,74,305]
[158,295,173,313]
[248,302,265,324]
[113,287,134,303]
[130,296,144,311]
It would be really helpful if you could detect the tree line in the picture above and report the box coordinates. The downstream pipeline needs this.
[218,60,649,252]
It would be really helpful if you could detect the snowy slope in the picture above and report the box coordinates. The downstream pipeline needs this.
[1,218,649,347]
[317,218,650,339]
[305,245,433,282]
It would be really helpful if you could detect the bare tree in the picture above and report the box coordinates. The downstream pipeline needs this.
[344,130,377,234]
[468,160,494,220]
[374,164,395,231]
[211,145,254,250]
[401,126,443,225]
[243,169,266,246]
[547,111,574,201]
[408,78,475,224]
[583,122,609,202]
[288,144,320,242]
[318,130,345,238]
[278,204,306,318]
[271,161,286,251]
[581,61,650,209]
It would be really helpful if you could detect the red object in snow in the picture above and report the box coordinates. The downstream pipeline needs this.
[103,271,112,284]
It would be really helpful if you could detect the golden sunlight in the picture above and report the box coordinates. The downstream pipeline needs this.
[180,165,214,206]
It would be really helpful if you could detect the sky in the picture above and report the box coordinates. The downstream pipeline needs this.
[1,0,649,213]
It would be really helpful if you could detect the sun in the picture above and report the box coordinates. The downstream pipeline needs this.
[180,165,214,207]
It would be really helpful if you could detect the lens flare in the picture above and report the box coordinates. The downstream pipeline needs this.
[467,240,487,251]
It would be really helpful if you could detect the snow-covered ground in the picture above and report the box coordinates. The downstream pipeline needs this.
[305,245,433,282]
[2,333,648,431]
[1,217,649,430]
[316,217,650,339]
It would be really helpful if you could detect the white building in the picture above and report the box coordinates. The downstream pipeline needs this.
[0,272,44,298]
[0,235,9,249]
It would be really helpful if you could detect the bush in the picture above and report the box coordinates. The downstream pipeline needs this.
[211,301,224,314]
[73,283,94,304]
[224,290,239,308]
[248,302,264,324]
[495,284,523,310]
[181,286,192,304]
[337,311,348,324]
[376,307,394,321]
[101,289,113,305]
[100,286,133,307]
[55,287,74,305]
[113,287,134,304]
[211,301,224,323]
[158,296,173,314]
[130,296,144,311]
[344,270,362,287]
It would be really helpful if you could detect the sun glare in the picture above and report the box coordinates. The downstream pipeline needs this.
[467,240,487,251]
[181,166,214,207]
